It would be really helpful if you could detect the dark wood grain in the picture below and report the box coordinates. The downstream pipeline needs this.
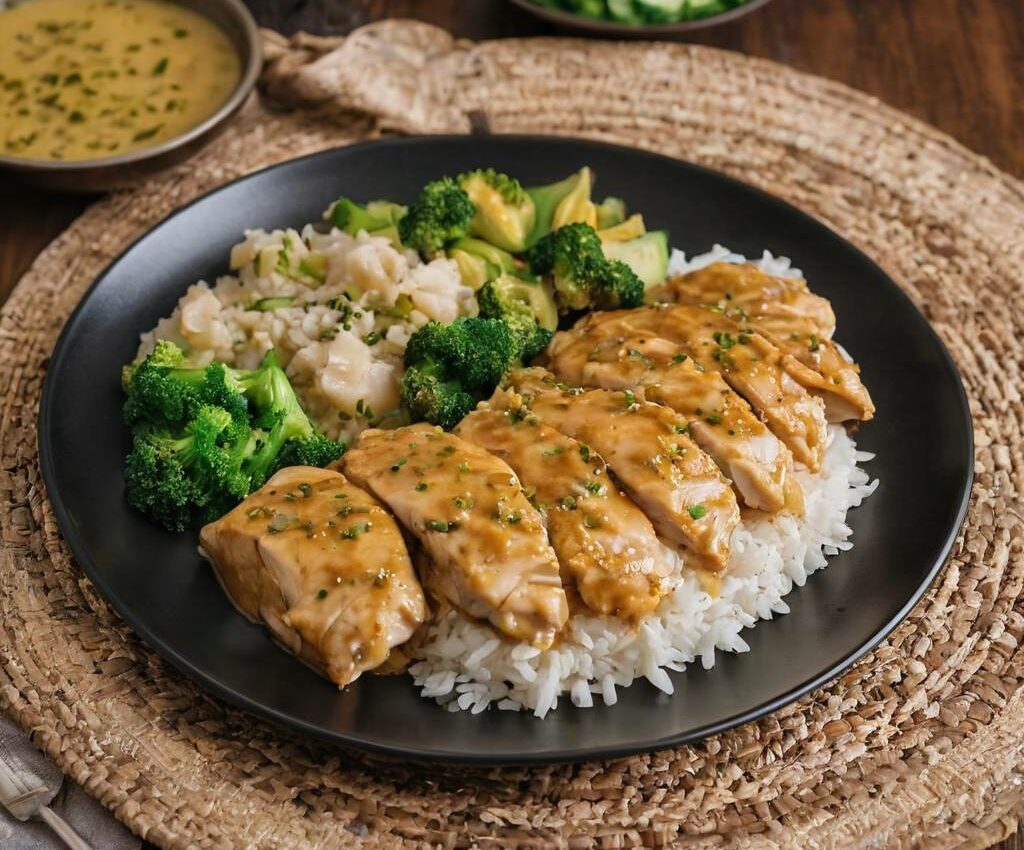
[1,1,1020,846]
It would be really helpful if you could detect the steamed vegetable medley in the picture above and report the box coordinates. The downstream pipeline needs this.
[530,0,752,24]
[123,166,670,530]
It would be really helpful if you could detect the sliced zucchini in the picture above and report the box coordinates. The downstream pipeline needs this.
[602,231,669,288]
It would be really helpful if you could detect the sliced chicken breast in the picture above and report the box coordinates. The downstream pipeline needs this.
[199,466,428,688]
[456,407,673,620]
[564,305,829,472]
[342,424,568,649]
[547,329,802,514]
[501,368,740,572]
[657,263,875,422]
[653,262,836,338]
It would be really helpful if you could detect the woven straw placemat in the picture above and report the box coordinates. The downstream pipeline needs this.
[1,21,1022,850]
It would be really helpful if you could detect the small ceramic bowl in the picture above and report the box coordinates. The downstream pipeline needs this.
[0,0,262,192]
[507,0,774,38]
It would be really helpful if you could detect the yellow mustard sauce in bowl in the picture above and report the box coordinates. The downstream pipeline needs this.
[0,0,242,161]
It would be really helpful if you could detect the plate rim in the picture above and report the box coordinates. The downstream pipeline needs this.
[36,134,975,764]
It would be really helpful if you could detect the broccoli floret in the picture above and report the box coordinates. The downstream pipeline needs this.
[457,169,536,252]
[122,343,345,530]
[477,274,556,363]
[124,405,253,532]
[399,367,476,433]
[276,431,348,470]
[123,340,245,429]
[397,177,475,257]
[328,198,406,235]
[401,317,517,429]
[528,222,644,311]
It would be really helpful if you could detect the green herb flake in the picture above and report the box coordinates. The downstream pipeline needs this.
[316,588,328,600]
[425,519,450,533]
[132,124,163,142]
[809,334,821,353]
[671,353,688,364]
[713,330,736,350]
[363,330,381,345]
[456,461,470,473]
[578,444,591,461]
[583,515,603,529]
[152,57,169,76]
[414,482,428,492]
[688,504,708,520]
[341,522,370,540]
[298,482,313,498]
[390,458,407,472]
[705,413,723,425]
[542,446,564,457]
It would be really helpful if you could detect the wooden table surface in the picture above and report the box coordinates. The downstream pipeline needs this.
[2,0,1020,846]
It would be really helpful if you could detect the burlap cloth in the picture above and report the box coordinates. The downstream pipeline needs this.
[1,20,1021,850]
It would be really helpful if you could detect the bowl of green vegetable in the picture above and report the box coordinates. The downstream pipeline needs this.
[508,0,773,35]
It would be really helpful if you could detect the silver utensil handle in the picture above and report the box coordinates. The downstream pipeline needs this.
[37,805,95,850]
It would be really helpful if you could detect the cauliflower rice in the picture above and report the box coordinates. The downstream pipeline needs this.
[138,223,476,444]
[141,228,877,716]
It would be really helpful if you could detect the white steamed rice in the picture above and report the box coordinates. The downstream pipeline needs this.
[141,230,876,716]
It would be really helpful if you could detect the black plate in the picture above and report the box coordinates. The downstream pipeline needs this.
[38,136,973,764]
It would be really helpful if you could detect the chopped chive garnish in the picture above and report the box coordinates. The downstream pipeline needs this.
[688,504,707,520]
[426,519,450,532]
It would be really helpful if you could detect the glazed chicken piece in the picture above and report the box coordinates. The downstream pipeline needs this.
[564,306,828,472]
[546,329,802,514]
[342,424,568,649]
[656,263,874,422]
[456,407,673,620]
[502,368,740,572]
[199,466,428,688]
[652,262,836,338]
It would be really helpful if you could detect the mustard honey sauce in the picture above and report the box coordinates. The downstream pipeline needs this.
[0,0,240,161]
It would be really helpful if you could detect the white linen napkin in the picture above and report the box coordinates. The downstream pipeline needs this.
[0,714,140,850]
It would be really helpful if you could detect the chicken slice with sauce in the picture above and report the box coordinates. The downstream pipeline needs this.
[342,424,568,649]
[652,262,836,338]
[546,328,802,514]
[501,368,739,572]
[199,466,428,688]
[565,306,829,471]
[456,407,674,620]
[656,263,875,422]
